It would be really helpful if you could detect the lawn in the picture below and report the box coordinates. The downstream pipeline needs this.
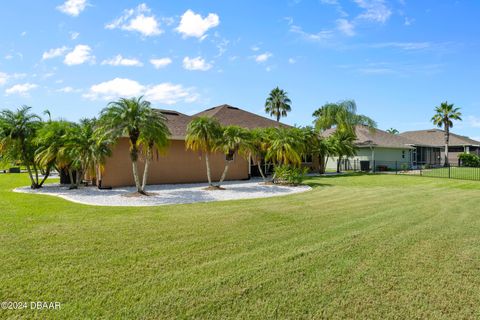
[2,174,480,319]
[421,166,480,181]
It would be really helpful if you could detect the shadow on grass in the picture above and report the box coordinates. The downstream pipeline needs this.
[303,172,371,189]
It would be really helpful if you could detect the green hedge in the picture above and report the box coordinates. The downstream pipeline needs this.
[274,165,308,185]
[459,153,480,167]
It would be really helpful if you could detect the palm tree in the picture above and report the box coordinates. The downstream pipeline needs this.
[265,87,292,122]
[35,120,76,187]
[185,116,222,187]
[431,101,462,166]
[98,96,169,194]
[265,127,303,168]
[246,128,269,181]
[331,130,357,173]
[387,128,399,134]
[0,106,43,188]
[138,110,170,191]
[216,126,252,187]
[313,100,376,173]
[313,100,376,134]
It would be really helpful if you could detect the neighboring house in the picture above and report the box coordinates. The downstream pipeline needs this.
[323,126,416,171]
[400,129,480,166]
[98,104,287,188]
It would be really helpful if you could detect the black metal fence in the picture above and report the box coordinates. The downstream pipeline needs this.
[338,159,480,182]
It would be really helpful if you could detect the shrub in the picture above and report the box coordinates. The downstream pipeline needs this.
[274,165,308,185]
[459,153,480,167]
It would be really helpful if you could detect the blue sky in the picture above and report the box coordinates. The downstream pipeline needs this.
[1,0,479,138]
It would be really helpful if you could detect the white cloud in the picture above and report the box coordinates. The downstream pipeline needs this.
[83,77,197,105]
[42,46,69,60]
[467,116,480,128]
[354,0,392,23]
[182,56,212,71]
[64,45,94,65]
[255,52,272,63]
[106,3,162,37]
[336,19,355,36]
[176,10,220,39]
[70,31,80,40]
[371,42,432,50]
[145,83,198,104]
[57,86,80,93]
[101,55,143,67]
[290,25,333,42]
[288,58,296,64]
[5,83,38,96]
[57,0,87,17]
[0,72,7,85]
[150,58,172,69]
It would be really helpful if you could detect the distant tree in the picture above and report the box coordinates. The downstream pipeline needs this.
[0,106,44,188]
[431,101,462,166]
[387,128,399,134]
[185,116,222,188]
[265,87,292,122]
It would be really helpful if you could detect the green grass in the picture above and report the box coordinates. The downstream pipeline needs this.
[2,173,480,319]
[421,166,480,181]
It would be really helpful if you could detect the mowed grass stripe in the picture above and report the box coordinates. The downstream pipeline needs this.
[1,174,480,319]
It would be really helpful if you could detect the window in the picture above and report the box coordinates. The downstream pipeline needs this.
[402,150,405,159]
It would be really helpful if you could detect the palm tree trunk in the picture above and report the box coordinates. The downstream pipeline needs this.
[25,164,36,189]
[131,161,142,193]
[257,161,266,181]
[337,156,342,173]
[218,162,230,186]
[38,167,51,187]
[75,169,83,188]
[205,153,213,186]
[141,149,151,192]
[32,162,39,186]
[68,168,76,189]
[444,125,449,166]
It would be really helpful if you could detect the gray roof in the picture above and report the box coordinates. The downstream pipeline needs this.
[323,125,416,149]
[399,129,480,147]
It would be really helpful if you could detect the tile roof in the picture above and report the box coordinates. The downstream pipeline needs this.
[157,104,289,139]
[194,104,290,129]
[399,129,480,147]
[322,125,416,149]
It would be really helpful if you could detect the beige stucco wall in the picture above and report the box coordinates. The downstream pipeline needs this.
[326,147,412,170]
[100,138,249,187]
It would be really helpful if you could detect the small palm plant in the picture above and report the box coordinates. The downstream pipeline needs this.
[216,126,252,187]
[98,96,169,194]
[185,116,222,188]
[265,128,304,182]
[247,128,269,181]
[265,87,292,122]
[431,101,462,166]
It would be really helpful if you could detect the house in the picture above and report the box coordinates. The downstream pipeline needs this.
[400,129,480,165]
[323,126,416,171]
[98,104,287,188]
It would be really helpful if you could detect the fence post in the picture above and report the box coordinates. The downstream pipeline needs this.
[449,164,451,179]
[373,160,376,173]
[395,161,398,175]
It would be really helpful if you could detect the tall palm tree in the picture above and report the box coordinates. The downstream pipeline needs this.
[0,106,43,188]
[216,126,252,186]
[185,116,222,187]
[98,96,169,194]
[431,101,462,166]
[265,87,292,122]
[138,110,170,191]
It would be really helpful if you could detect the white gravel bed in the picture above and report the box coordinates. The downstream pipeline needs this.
[13,179,311,207]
